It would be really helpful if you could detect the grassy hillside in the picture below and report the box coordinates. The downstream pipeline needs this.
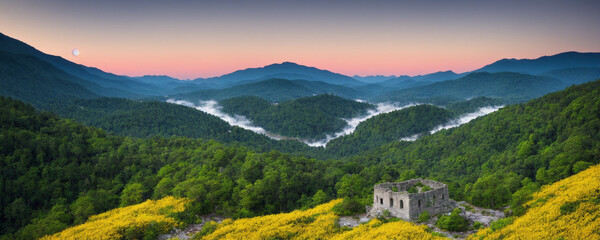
[373,72,566,104]
[220,95,374,139]
[196,199,443,240]
[42,197,187,240]
[470,163,600,240]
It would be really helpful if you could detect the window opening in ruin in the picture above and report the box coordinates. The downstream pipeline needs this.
[400,200,404,209]
[433,195,436,205]
[418,199,421,207]
[442,194,444,200]
[390,198,394,207]
[380,198,383,205]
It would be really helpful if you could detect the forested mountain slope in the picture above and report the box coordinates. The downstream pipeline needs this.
[325,105,454,156]
[0,33,160,97]
[0,51,100,106]
[475,51,600,74]
[1,80,599,239]
[44,98,314,153]
[0,97,335,239]
[344,79,600,209]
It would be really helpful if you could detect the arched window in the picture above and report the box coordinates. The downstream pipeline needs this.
[390,198,394,207]
[380,198,383,205]
[418,200,421,207]
[400,200,404,209]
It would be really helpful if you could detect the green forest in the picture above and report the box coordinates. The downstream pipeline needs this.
[220,94,374,139]
[2,79,599,239]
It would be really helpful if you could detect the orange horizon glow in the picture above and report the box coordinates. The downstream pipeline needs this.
[1,1,599,80]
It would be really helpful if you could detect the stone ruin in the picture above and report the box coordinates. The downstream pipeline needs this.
[367,179,456,220]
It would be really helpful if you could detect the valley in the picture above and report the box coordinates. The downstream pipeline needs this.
[0,30,599,240]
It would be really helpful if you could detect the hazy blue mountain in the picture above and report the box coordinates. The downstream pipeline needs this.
[374,71,466,91]
[475,51,600,75]
[0,50,105,106]
[131,75,214,94]
[541,67,600,85]
[0,32,161,97]
[171,78,364,102]
[377,78,422,88]
[372,72,566,104]
[352,75,397,83]
[173,78,314,102]
[133,75,183,84]
[412,70,466,82]
[191,61,364,87]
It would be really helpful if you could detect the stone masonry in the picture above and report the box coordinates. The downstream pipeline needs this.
[368,179,456,220]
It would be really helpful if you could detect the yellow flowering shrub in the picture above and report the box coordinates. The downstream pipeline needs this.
[331,219,444,240]
[199,199,442,240]
[470,163,600,240]
[42,196,188,240]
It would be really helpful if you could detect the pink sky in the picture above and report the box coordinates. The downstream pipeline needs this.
[1,1,599,79]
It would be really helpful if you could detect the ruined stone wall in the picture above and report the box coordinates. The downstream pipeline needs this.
[370,179,453,220]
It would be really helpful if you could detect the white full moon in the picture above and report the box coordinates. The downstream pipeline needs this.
[72,48,79,56]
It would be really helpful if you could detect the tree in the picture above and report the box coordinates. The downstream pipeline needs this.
[468,174,511,208]
[335,174,366,199]
[71,195,95,224]
[120,183,145,207]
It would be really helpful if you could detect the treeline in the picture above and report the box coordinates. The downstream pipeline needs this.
[220,94,374,139]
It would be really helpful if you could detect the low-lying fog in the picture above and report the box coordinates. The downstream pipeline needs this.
[167,99,501,147]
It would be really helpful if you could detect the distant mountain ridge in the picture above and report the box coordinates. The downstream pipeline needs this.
[0,32,162,97]
[475,51,600,74]
[170,78,364,102]
[192,61,364,87]
[372,72,566,104]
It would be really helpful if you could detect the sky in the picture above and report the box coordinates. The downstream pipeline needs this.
[1,0,599,79]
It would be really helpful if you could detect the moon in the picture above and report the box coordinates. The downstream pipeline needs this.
[72,48,79,56]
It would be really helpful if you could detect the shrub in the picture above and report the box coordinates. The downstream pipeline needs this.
[559,201,581,215]
[192,221,218,239]
[417,211,431,223]
[408,187,418,193]
[436,208,469,231]
[489,217,514,232]
[383,210,391,218]
[472,221,482,229]
[332,198,363,216]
